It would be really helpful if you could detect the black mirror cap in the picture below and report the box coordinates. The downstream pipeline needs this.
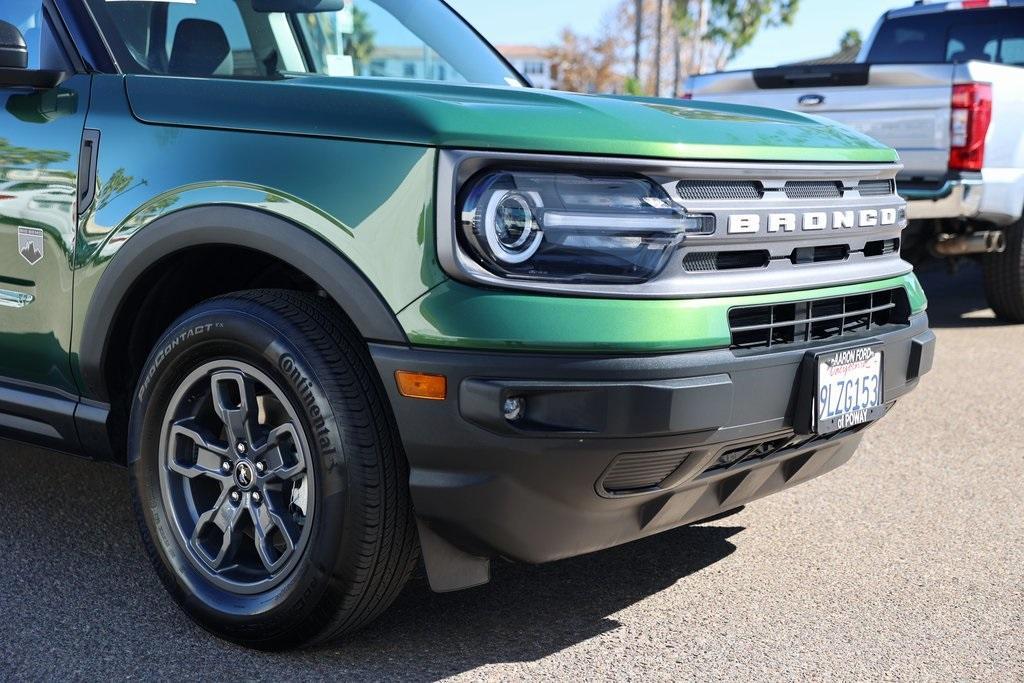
[0,20,28,70]
[252,0,344,11]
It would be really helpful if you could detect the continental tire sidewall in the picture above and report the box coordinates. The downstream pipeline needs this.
[129,306,355,644]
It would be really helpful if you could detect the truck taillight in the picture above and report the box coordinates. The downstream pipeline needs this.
[949,82,992,172]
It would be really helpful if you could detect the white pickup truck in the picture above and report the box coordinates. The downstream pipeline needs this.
[685,0,1024,321]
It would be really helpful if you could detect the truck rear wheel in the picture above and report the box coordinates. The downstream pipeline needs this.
[129,290,418,649]
[983,220,1024,322]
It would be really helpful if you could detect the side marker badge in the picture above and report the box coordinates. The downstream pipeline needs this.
[18,227,43,265]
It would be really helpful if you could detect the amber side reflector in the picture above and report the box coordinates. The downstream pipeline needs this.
[395,371,447,400]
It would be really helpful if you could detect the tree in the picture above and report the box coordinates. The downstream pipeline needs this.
[547,27,625,93]
[839,28,862,53]
[347,7,376,70]
[703,0,800,69]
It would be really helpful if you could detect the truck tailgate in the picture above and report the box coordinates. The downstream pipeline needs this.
[689,64,956,180]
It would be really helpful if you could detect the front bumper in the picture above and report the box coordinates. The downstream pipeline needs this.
[371,314,934,590]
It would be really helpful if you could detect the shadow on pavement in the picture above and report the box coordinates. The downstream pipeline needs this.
[915,261,1007,328]
[0,443,740,680]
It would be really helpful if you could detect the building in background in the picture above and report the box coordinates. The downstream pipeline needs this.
[497,45,557,89]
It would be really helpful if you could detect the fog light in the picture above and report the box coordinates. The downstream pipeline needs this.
[502,397,525,421]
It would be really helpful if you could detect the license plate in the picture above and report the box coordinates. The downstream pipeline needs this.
[814,345,885,434]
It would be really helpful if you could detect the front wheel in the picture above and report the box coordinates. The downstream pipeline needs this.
[983,219,1024,322]
[129,290,418,649]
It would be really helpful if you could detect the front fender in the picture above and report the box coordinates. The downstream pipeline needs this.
[77,204,409,402]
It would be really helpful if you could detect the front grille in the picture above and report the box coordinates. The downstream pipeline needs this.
[728,287,910,351]
[858,179,895,196]
[865,238,900,257]
[602,449,691,494]
[683,250,770,272]
[784,181,843,199]
[677,180,763,201]
[791,244,849,264]
[703,436,794,475]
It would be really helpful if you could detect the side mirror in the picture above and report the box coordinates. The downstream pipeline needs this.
[0,20,29,69]
[0,19,66,89]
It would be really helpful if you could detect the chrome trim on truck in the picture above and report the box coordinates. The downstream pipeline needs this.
[904,178,983,221]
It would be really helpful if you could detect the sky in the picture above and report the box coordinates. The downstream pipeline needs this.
[446,0,911,70]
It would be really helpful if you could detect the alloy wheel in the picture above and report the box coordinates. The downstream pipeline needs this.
[158,360,315,594]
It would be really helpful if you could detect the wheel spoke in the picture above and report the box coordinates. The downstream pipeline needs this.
[259,422,306,482]
[167,420,230,482]
[211,370,257,446]
[190,491,244,570]
[250,498,295,573]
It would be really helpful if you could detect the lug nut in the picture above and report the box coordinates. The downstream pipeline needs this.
[221,461,232,473]
[256,461,266,474]
[502,397,525,422]
[235,441,248,455]
[230,490,241,504]
[251,490,262,504]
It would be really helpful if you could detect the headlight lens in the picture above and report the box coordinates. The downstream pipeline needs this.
[459,171,713,284]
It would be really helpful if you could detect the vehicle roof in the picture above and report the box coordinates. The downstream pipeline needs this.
[885,0,1024,21]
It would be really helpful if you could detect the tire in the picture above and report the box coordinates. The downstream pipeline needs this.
[983,219,1024,322]
[129,290,418,649]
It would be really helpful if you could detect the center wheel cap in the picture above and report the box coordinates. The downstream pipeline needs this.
[234,460,257,490]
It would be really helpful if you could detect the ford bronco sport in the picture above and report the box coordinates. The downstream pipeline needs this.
[0,0,934,649]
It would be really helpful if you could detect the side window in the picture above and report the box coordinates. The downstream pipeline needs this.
[165,3,254,76]
[88,0,295,79]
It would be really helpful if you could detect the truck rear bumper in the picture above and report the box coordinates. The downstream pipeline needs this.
[370,314,934,591]
[904,170,1024,224]
[904,176,983,220]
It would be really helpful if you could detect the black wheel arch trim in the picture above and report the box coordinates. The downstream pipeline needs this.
[78,204,409,402]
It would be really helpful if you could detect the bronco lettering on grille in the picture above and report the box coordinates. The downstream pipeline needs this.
[727,208,899,235]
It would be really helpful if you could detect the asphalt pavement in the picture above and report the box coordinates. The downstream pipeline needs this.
[0,263,1021,681]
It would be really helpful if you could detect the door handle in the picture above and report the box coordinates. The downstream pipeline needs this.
[77,129,100,217]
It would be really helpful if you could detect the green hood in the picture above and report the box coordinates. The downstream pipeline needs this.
[126,76,897,163]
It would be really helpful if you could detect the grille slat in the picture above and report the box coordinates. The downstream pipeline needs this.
[677,180,763,201]
[784,181,843,199]
[729,288,909,351]
[858,179,895,196]
[683,250,770,272]
[602,450,691,494]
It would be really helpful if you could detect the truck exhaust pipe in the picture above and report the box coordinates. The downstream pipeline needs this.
[931,231,1006,257]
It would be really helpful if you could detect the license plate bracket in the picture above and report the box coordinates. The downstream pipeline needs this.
[811,344,885,435]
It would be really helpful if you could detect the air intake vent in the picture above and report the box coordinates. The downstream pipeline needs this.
[683,250,770,272]
[677,180,763,201]
[864,238,900,257]
[858,179,895,196]
[601,449,691,494]
[728,287,910,351]
[784,181,843,199]
[791,244,849,264]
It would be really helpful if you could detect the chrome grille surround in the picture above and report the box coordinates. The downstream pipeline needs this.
[437,150,910,299]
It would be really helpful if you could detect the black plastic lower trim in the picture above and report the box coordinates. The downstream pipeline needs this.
[369,314,933,584]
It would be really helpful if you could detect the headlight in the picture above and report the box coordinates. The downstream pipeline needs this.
[458,171,714,284]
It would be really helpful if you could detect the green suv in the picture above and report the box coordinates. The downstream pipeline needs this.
[0,0,934,649]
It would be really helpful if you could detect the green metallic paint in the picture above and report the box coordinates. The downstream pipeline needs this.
[397,273,928,353]
[0,76,89,394]
[125,76,898,164]
[62,72,916,396]
[71,76,441,389]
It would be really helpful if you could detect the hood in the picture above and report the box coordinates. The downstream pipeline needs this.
[125,76,898,164]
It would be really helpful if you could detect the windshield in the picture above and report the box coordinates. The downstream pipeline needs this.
[83,0,524,86]
[866,7,1024,65]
